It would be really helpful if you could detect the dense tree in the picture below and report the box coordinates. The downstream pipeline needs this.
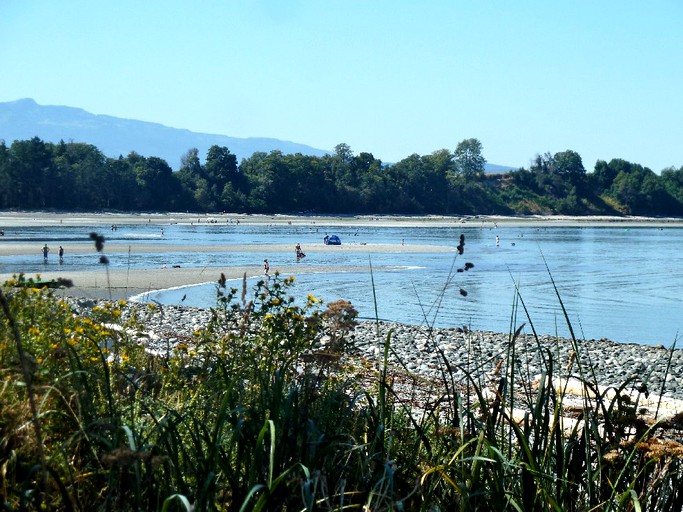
[423,149,454,212]
[660,166,683,213]
[53,142,110,209]
[176,148,203,188]
[173,146,246,211]
[8,137,56,208]
[327,144,363,211]
[359,165,394,212]
[333,143,353,165]
[176,148,208,210]
[389,152,451,213]
[592,159,621,191]
[283,154,329,212]
[104,157,139,210]
[1,136,682,217]
[0,141,12,207]
[454,138,486,178]
[553,150,586,187]
[132,156,178,210]
[242,151,290,212]
[528,150,587,203]
[387,154,429,213]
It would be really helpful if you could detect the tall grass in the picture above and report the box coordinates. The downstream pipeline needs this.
[1,247,683,509]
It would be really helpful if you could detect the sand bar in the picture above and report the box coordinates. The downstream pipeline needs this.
[2,211,683,229]
[2,211,682,301]
[2,265,367,302]
[0,242,452,257]
[0,211,456,300]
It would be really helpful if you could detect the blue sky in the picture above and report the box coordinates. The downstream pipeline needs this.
[1,1,681,171]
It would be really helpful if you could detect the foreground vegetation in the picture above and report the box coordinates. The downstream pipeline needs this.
[2,136,683,217]
[2,270,683,511]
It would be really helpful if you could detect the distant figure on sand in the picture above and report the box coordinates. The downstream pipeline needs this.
[58,245,64,264]
[263,258,270,276]
[42,244,49,263]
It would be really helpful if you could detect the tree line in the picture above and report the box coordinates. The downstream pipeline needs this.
[1,136,682,216]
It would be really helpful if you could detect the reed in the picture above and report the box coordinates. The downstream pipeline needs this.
[1,237,682,510]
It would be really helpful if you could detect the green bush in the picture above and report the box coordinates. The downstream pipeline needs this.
[2,272,683,511]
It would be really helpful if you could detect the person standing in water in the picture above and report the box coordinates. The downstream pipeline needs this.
[58,245,64,264]
[42,244,50,263]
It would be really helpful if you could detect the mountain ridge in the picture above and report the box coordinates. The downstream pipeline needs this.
[0,98,330,169]
[0,98,514,172]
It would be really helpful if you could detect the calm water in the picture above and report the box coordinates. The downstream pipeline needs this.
[1,222,682,346]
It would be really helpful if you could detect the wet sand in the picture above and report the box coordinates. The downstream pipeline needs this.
[2,211,682,301]
[0,212,454,300]
[2,211,682,229]
[0,242,451,257]
[0,241,441,301]
[5,265,364,302]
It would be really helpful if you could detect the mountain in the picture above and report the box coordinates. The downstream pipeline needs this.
[0,98,330,169]
[0,98,514,172]
[484,163,517,173]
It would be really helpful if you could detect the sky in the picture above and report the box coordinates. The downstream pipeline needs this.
[1,1,681,172]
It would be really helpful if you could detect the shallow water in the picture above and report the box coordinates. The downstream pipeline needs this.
[2,222,682,346]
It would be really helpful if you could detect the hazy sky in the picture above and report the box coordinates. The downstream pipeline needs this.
[1,1,681,171]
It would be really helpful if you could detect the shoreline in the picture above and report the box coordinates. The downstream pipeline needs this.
[3,211,681,417]
[58,297,683,407]
[2,211,682,350]
[1,210,680,290]
[0,241,453,257]
[2,210,683,229]
[1,265,373,302]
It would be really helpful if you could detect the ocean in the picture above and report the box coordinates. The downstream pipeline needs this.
[1,221,682,346]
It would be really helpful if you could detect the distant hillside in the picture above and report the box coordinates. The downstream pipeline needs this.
[0,98,513,172]
[485,163,517,173]
[0,98,330,169]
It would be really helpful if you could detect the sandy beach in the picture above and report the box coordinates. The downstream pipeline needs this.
[5,265,360,302]
[2,211,682,302]
[0,211,460,300]
[2,211,683,229]
[4,211,683,406]
[0,242,444,301]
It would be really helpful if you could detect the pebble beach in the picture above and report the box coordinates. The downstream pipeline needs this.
[63,297,683,406]
[4,212,683,413]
